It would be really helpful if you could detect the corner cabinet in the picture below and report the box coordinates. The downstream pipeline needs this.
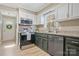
[56,4,69,21]
[35,33,42,48]
[35,33,48,52]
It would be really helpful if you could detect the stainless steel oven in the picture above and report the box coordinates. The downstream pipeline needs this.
[65,37,79,56]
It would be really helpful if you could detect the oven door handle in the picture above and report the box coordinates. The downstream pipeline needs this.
[72,41,79,44]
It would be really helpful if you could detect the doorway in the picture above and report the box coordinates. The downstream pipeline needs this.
[1,15,16,44]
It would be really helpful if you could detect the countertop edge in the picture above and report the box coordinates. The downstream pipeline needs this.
[35,32,79,38]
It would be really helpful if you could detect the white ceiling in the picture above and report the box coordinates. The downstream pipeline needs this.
[0,3,51,12]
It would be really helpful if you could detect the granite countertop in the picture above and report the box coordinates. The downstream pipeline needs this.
[35,31,79,38]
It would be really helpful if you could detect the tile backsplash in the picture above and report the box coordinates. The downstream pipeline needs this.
[59,26,79,32]
[35,19,79,34]
[59,19,79,26]
[58,19,79,32]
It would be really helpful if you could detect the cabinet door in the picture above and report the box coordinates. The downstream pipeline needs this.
[72,3,79,17]
[35,33,40,45]
[53,36,64,56]
[48,38,54,55]
[42,38,48,52]
[53,37,58,56]
[40,15,45,24]
[35,34,37,45]
[69,3,73,18]
[57,37,64,56]
[36,15,41,25]
[57,4,69,21]
[35,37,39,46]
[38,37,42,48]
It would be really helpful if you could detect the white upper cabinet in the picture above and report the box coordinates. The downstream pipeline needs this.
[69,3,79,19]
[36,3,79,23]
[72,3,79,18]
[35,14,44,25]
[56,4,69,21]
[57,3,79,21]
[36,15,41,25]
[68,3,73,18]
[40,15,45,24]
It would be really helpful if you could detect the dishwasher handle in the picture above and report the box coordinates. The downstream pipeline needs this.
[71,41,79,44]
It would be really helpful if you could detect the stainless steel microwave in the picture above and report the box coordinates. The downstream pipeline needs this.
[20,18,32,24]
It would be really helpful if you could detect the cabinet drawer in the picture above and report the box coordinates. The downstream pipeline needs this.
[35,34,41,37]
[48,35,58,39]
[42,37,48,40]
[41,34,47,38]
[48,35,53,39]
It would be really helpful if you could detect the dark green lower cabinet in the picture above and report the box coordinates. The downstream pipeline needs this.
[42,38,48,52]
[48,36,55,56]
[38,38,42,48]
[35,37,42,48]
[35,37,39,46]
[48,35,64,56]
[35,33,64,56]
[57,37,64,56]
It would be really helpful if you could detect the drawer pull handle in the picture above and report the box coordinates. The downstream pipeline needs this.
[72,41,79,44]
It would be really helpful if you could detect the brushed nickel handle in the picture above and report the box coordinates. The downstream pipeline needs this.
[72,41,79,44]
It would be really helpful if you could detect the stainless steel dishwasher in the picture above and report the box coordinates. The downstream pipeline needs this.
[65,37,79,56]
